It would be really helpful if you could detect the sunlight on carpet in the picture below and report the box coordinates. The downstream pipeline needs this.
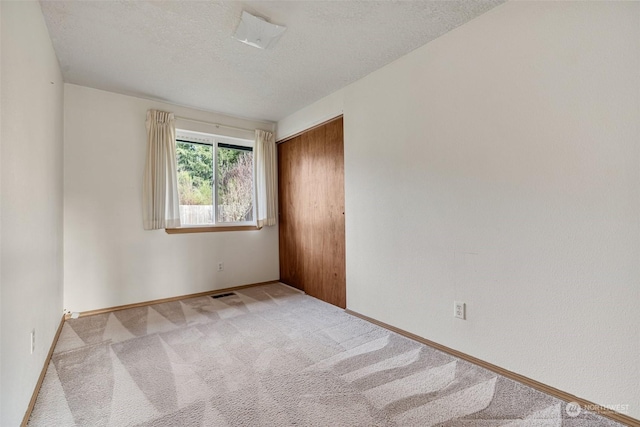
[29,283,623,426]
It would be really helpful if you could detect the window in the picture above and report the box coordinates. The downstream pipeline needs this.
[176,130,254,227]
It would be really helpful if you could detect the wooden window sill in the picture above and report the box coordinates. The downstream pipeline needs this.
[165,226,259,234]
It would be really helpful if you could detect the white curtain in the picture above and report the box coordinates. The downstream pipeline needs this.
[142,110,181,230]
[254,129,277,228]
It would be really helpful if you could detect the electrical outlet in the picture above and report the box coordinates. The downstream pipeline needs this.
[454,301,466,320]
[217,262,224,272]
[30,329,35,354]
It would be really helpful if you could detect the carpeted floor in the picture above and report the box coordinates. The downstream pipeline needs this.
[29,283,623,426]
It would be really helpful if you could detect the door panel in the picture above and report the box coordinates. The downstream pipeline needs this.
[278,117,346,308]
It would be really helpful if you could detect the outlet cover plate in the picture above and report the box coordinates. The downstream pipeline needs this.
[454,301,466,320]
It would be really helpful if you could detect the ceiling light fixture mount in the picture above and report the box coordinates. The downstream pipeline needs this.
[232,11,286,50]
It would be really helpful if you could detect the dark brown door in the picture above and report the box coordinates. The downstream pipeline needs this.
[278,116,346,308]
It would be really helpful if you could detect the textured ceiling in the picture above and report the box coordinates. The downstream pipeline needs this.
[40,0,504,122]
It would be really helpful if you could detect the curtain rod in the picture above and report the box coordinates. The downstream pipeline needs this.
[175,116,257,134]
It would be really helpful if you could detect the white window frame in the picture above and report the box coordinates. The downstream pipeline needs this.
[176,129,255,228]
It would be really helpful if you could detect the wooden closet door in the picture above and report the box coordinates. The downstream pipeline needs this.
[278,117,346,308]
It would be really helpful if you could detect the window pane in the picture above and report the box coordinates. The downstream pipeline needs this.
[217,146,253,223]
[176,141,213,224]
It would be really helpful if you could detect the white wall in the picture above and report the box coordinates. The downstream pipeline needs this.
[279,1,640,419]
[276,89,344,141]
[0,2,65,425]
[1,3,3,421]
[64,85,279,312]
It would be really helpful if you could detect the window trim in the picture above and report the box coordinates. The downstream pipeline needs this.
[165,225,259,234]
[170,129,256,232]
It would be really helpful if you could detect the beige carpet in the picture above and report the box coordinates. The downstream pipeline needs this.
[29,283,622,426]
